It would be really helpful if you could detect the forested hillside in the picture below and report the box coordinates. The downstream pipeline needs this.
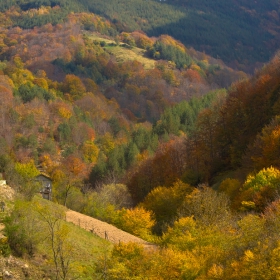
[0,14,232,198]
[75,0,280,71]
[127,52,280,208]
[1,0,280,71]
[1,1,280,279]
[0,3,244,211]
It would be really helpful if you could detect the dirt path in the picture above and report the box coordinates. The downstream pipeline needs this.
[66,210,155,249]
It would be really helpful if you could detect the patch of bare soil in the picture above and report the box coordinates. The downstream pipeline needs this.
[0,184,14,239]
[0,255,52,280]
[66,210,156,249]
[0,184,14,202]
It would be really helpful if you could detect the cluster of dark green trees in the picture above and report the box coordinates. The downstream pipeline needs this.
[89,90,222,187]
[0,0,84,29]
[14,84,55,103]
[147,41,192,69]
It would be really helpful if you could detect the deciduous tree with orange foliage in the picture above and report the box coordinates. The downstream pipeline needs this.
[126,137,186,203]
[53,155,88,207]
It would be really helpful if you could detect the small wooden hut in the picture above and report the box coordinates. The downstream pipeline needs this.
[35,173,52,200]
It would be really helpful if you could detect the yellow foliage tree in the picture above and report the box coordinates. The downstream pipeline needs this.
[15,160,40,180]
[118,207,155,240]
[244,166,280,192]
[141,180,193,231]
[58,106,72,119]
[162,216,197,251]
[82,140,99,164]
[99,132,115,154]
[33,77,49,90]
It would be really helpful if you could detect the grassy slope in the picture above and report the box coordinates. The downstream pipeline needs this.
[37,220,112,278]
[35,198,112,278]
[88,32,155,69]
[0,193,112,279]
[0,222,111,279]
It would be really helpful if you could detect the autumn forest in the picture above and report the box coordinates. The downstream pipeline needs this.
[0,0,280,279]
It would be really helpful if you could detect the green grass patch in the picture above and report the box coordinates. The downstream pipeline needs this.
[24,197,113,279]
[66,221,112,264]
[37,220,112,279]
[39,199,112,261]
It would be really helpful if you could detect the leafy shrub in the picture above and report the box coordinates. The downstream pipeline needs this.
[0,236,11,257]
[3,200,42,256]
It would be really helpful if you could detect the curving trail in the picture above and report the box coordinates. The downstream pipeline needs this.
[66,209,156,249]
